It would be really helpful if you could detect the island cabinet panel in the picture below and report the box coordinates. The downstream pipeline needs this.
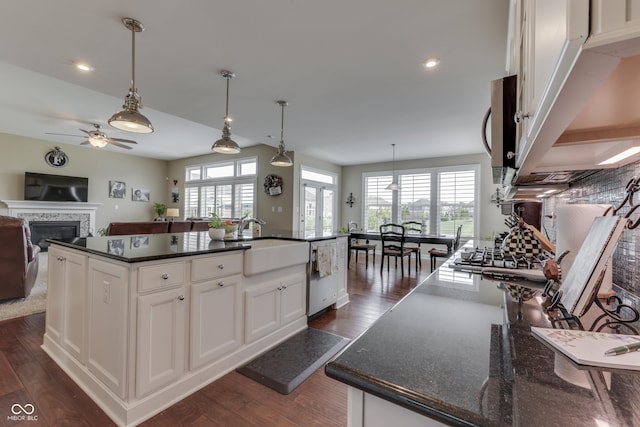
[245,272,307,343]
[190,274,242,370]
[46,246,87,362]
[136,286,187,398]
[191,253,242,282]
[87,258,129,398]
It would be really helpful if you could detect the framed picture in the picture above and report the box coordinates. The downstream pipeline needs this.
[107,239,125,256]
[132,188,150,202]
[130,235,150,249]
[109,180,126,199]
[171,187,179,203]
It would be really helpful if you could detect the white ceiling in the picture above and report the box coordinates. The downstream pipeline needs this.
[0,0,509,165]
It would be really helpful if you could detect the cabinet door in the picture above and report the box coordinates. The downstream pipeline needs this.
[136,287,186,398]
[46,248,66,342]
[190,274,242,370]
[46,247,86,361]
[280,273,307,326]
[87,259,129,398]
[245,282,280,344]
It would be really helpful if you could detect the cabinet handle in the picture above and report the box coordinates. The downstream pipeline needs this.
[57,256,66,261]
[217,264,225,270]
[218,281,224,287]
[178,295,185,301]
[161,273,169,280]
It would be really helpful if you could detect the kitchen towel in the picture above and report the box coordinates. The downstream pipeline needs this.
[316,242,339,277]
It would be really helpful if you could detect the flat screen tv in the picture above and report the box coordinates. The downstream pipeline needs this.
[24,172,89,202]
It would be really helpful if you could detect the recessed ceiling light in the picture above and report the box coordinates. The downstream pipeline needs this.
[75,63,94,72]
[423,58,440,68]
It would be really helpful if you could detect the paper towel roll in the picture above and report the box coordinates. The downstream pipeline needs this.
[556,204,611,291]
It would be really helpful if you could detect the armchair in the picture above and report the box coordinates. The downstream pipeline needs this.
[0,216,41,300]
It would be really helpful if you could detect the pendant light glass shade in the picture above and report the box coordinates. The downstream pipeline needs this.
[108,18,153,134]
[386,143,399,191]
[212,71,241,154]
[270,100,293,167]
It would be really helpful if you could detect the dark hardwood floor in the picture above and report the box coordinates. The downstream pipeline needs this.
[0,255,432,426]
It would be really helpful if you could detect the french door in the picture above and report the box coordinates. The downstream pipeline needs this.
[301,183,335,236]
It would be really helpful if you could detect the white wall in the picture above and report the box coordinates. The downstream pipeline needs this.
[0,133,169,233]
[340,153,507,241]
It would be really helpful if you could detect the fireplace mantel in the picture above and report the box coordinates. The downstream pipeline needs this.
[1,200,102,236]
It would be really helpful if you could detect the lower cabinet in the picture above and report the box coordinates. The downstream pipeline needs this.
[136,286,187,398]
[190,274,242,370]
[46,246,87,362]
[87,258,129,398]
[245,272,306,343]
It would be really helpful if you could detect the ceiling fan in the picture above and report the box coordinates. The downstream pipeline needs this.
[46,124,138,150]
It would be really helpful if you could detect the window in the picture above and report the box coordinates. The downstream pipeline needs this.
[363,165,478,237]
[184,158,257,220]
[300,166,338,236]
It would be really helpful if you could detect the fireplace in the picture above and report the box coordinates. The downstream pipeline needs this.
[30,220,81,251]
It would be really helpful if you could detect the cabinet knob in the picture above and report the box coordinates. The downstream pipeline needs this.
[513,111,530,124]
[217,264,225,270]
[277,287,282,291]
[282,285,287,290]
[218,281,225,287]
[161,273,169,280]
[57,256,66,261]
[178,295,185,301]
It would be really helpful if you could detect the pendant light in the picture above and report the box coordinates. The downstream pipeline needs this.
[108,18,154,134]
[212,70,241,154]
[270,100,293,167]
[386,143,399,191]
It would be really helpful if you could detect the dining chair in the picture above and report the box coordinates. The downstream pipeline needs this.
[402,221,422,271]
[380,223,413,275]
[348,222,376,268]
[428,225,462,272]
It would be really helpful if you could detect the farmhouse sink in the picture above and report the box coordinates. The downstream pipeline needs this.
[243,239,310,276]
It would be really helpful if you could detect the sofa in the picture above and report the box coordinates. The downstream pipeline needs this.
[0,216,41,300]
[106,220,211,236]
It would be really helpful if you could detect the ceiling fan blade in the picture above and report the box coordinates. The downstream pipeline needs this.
[107,140,133,150]
[80,140,90,145]
[108,137,138,144]
[45,132,84,138]
[79,128,91,135]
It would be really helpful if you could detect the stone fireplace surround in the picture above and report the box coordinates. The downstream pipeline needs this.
[0,200,101,237]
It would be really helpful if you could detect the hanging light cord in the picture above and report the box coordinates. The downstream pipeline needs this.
[280,102,285,147]
[129,23,136,93]
[225,75,230,122]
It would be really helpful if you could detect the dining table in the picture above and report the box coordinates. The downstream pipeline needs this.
[349,231,455,252]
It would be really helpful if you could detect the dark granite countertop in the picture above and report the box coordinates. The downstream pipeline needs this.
[47,229,344,263]
[325,242,640,426]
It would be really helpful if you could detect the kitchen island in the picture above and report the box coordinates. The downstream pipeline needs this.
[325,242,640,426]
[42,231,347,426]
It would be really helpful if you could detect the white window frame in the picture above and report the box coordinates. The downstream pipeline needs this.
[362,164,479,238]
[300,165,338,235]
[184,157,257,219]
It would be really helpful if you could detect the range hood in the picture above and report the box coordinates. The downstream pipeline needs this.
[508,42,640,198]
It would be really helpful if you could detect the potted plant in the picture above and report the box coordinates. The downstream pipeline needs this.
[207,212,226,240]
[153,203,167,221]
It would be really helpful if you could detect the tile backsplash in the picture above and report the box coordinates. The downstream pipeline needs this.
[543,159,640,296]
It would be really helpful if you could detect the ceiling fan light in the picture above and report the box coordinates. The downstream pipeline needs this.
[88,137,108,148]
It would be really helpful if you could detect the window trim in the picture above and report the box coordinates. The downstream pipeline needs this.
[362,163,479,238]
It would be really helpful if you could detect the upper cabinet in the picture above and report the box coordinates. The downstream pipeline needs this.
[506,0,640,195]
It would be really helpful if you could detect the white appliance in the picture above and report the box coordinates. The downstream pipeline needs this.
[308,240,339,317]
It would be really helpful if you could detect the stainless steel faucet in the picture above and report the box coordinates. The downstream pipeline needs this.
[237,214,266,233]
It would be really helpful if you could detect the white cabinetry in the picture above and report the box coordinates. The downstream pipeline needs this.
[136,286,187,398]
[87,258,129,398]
[190,253,243,370]
[46,246,87,362]
[245,272,306,343]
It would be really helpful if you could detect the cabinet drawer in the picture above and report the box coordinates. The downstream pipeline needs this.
[191,253,243,282]
[139,262,185,292]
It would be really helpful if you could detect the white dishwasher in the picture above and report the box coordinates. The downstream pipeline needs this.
[308,239,339,317]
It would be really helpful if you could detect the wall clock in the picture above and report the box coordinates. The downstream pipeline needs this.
[264,174,283,196]
[45,146,69,168]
